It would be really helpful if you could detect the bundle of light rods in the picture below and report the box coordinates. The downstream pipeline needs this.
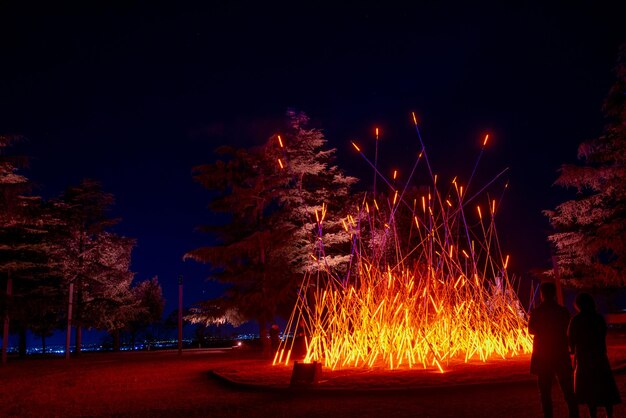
[274,114,533,372]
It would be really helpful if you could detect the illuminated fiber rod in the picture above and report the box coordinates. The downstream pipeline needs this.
[352,141,430,230]
[390,149,423,220]
[465,133,491,200]
[374,127,380,196]
[412,117,436,186]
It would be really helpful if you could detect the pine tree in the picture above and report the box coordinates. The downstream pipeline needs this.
[81,232,136,343]
[123,277,165,351]
[0,135,62,359]
[545,45,626,287]
[52,179,137,354]
[185,111,357,346]
[269,111,357,276]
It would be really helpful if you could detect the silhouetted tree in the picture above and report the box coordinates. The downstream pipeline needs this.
[0,201,63,357]
[185,111,356,350]
[0,136,63,358]
[52,180,136,354]
[121,277,165,351]
[545,45,626,288]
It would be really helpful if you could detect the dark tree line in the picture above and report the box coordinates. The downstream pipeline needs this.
[0,136,164,360]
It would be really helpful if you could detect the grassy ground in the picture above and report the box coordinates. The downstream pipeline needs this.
[1,343,626,417]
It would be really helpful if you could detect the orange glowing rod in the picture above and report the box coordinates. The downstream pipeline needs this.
[278,135,284,148]
[393,170,398,180]
[483,134,489,147]
[277,158,284,169]
[351,141,361,152]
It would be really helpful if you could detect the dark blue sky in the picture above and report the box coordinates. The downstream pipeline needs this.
[1,2,625,335]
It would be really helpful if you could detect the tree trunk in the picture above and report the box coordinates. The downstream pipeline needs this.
[18,326,27,358]
[65,281,73,359]
[552,256,564,305]
[113,329,120,352]
[76,232,84,356]
[75,281,83,355]
[2,273,12,364]
[258,318,269,355]
[257,238,271,356]
[75,326,82,355]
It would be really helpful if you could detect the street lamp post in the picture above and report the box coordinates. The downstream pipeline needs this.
[178,275,183,355]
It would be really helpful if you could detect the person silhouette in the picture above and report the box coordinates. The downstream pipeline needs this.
[568,292,621,418]
[269,323,280,354]
[528,282,578,418]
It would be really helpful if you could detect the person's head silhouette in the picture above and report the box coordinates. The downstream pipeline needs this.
[575,292,596,313]
[539,282,557,302]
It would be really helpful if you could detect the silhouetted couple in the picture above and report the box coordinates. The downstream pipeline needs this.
[529,282,621,418]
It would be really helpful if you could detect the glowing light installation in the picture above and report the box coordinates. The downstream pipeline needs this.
[274,117,533,372]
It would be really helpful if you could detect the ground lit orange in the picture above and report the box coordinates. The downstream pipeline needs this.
[274,121,533,372]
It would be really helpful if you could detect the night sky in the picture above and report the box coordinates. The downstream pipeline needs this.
[1,2,625,340]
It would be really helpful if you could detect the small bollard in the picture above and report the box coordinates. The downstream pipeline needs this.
[290,361,322,387]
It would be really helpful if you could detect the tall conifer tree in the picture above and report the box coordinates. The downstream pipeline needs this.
[52,180,136,353]
[545,46,626,287]
[185,111,357,345]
